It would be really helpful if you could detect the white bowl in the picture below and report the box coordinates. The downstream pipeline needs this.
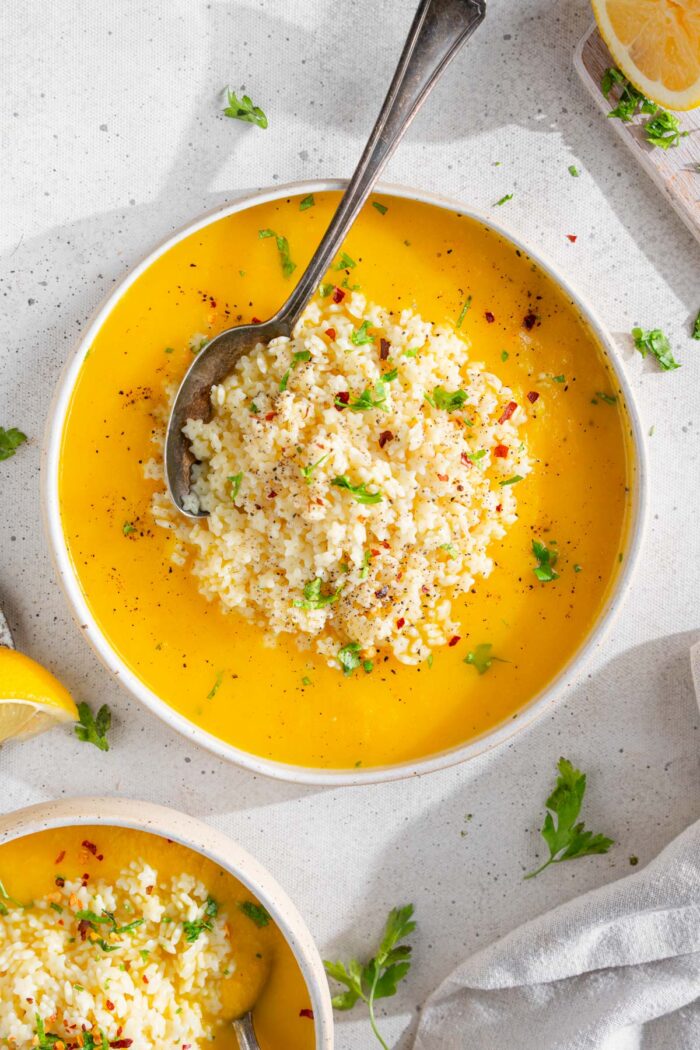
[0,796,334,1047]
[43,179,647,786]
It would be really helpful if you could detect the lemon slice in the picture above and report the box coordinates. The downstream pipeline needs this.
[592,0,700,111]
[0,647,78,743]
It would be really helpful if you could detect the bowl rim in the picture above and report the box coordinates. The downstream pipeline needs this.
[42,177,648,786]
[0,796,334,1047]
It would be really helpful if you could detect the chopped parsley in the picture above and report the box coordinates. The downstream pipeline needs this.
[632,327,680,371]
[425,386,468,411]
[644,109,687,150]
[293,578,343,610]
[33,1014,64,1049]
[337,641,373,677]
[568,164,580,177]
[382,367,398,381]
[464,643,499,675]
[403,347,418,358]
[334,251,356,271]
[350,320,375,346]
[595,391,617,405]
[456,295,472,328]
[74,702,111,752]
[501,350,509,361]
[301,676,313,687]
[207,671,224,699]
[223,89,268,128]
[524,757,614,879]
[439,543,458,557]
[532,539,559,582]
[340,381,387,412]
[122,521,137,536]
[183,897,218,943]
[693,309,700,340]
[228,473,243,500]
[602,67,656,121]
[372,201,388,215]
[319,282,334,297]
[494,193,513,206]
[239,900,271,927]
[499,474,523,487]
[301,452,330,483]
[331,476,383,504]
[279,349,312,391]
[0,426,27,461]
[258,228,296,277]
[360,550,372,579]
[299,194,315,210]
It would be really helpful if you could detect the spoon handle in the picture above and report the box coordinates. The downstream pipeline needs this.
[276,0,486,331]
[232,1012,259,1050]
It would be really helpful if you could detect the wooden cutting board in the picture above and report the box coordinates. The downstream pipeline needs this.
[575,23,700,242]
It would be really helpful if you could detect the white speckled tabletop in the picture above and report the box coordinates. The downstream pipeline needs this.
[2,1,699,1046]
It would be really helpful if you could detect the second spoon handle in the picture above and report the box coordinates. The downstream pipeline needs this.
[275,0,486,330]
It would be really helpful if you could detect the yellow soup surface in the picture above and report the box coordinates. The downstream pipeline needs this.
[0,826,315,1049]
[58,191,634,769]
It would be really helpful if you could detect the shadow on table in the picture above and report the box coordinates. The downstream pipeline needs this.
[326,628,700,1048]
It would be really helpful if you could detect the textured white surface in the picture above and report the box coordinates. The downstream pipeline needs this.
[1,1,699,1047]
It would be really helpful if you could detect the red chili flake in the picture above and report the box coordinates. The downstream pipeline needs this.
[264,412,276,421]
[142,975,149,985]
[97,854,104,862]
[299,1009,314,1020]
[268,491,277,499]
[448,636,461,647]
[523,312,537,330]
[460,451,471,466]
[325,327,336,339]
[110,1042,134,1048]
[106,1000,115,1011]
[396,617,405,629]
[381,540,391,549]
[77,920,91,941]
[437,473,448,482]
[375,586,389,599]
[378,430,394,449]
[494,444,509,458]
[332,286,345,303]
[25,997,33,1004]
[55,875,65,887]
[496,503,502,512]
[209,299,217,308]
[54,851,65,865]
[251,316,262,324]
[526,391,540,403]
[82,840,98,856]
[379,337,390,360]
[498,401,517,425]
[145,885,154,896]
[334,390,349,411]
[484,311,495,323]
[370,549,380,557]
[421,584,430,594]
[566,234,577,243]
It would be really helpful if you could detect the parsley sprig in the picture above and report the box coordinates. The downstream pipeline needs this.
[223,89,268,128]
[644,109,687,150]
[324,904,416,1050]
[632,327,680,371]
[425,386,468,411]
[258,228,296,277]
[337,642,373,676]
[74,702,111,752]
[532,539,559,582]
[183,896,218,943]
[350,320,375,346]
[0,427,27,461]
[331,475,383,505]
[602,68,687,149]
[339,381,387,412]
[301,452,330,484]
[524,758,614,878]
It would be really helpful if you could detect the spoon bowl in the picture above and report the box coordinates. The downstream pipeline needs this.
[231,1011,259,1050]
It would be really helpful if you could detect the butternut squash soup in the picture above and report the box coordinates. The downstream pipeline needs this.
[0,825,315,1049]
[56,189,635,771]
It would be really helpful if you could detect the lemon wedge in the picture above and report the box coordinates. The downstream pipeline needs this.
[592,0,700,111]
[0,647,78,743]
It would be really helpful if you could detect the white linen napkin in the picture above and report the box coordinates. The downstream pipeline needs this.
[414,643,700,1050]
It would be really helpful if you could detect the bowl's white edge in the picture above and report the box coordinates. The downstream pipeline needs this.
[0,796,334,1047]
[41,177,648,787]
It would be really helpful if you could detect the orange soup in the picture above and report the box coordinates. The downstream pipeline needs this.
[57,190,634,770]
[0,825,314,1048]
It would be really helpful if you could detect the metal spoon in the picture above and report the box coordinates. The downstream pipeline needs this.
[231,1012,258,1050]
[166,0,486,518]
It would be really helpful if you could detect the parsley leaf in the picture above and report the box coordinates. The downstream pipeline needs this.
[340,381,387,412]
[532,539,559,582]
[524,757,614,878]
[494,193,513,206]
[74,702,111,752]
[299,194,315,210]
[692,309,700,341]
[294,578,343,610]
[34,1014,62,1049]
[464,642,499,674]
[602,67,655,121]
[122,521,137,536]
[337,641,373,677]
[595,391,617,405]
[223,89,268,129]
[499,474,524,487]
[207,670,224,700]
[301,452,330,484]
[324,904,416,1049]
[334,252,356,271]
[372,201,388,215]
[425,386,468,411]
[456,296,472,329]
[183,897,218,942]
[0,427,27,461]
[568,164,580,177]
[350,320,375,346]
[239,900,271,927]
[632,327,679,371]
[331,475,383,504]
[228,473,243,500]
[644,109,687,150]
[258,228,296,277]
[279,349,311,391]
